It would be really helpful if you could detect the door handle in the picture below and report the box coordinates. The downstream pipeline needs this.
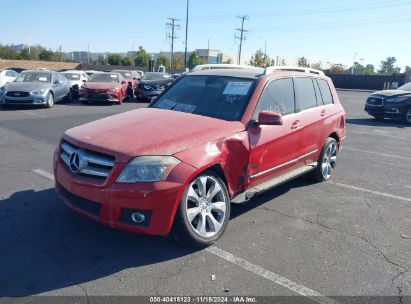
[321,109,327,116]
[291,120,301,129]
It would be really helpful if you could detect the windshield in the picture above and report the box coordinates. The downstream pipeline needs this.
[150,75,256,121]
[143,72,169,81]
[63,73,81,80]
[398,82,411,91]
[115,71,132,79]
[15,72,51,83]
[88,73,119,83]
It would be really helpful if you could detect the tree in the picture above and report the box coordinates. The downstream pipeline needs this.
[223,57,233,64]
[121,56,134,66]
[156,53,170,67]
[38,48,54,61]
[310,62,322,70]
[405,66,411,73]
[96,55,108,65]
[187,51,204,69]
[173,53,185,69]
[107,54,123,65]
[330,65,345,74]
[249,49,272,68]
[134,46,150,67]
[297,57,309,68]
[379,57,397,74]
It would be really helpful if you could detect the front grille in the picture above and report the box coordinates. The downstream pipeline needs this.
[6,91,30,97]
[60,141,115,179]
[60,186,101,217]
[366,97,384,106]
[5,99,34,104]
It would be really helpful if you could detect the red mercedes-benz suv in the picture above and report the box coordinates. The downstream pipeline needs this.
[54,65,346,246]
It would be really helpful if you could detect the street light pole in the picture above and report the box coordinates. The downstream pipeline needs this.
[184,0,189,69]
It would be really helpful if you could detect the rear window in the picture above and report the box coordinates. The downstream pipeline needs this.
[294,77,317,111]
[151,75,256,121]
[317,79,333,105]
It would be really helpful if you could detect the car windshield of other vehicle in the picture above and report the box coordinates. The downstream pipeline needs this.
[398,82,411,91]
[15,72,51,83]
[142,72,169,81]
[88,73,119,83]
[63,73,81,80]
[150,75,256,121]
[117,71,132,79]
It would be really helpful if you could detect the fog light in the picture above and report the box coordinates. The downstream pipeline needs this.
[131,212,145,223]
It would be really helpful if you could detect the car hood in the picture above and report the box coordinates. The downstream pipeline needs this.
[83,82,119,89]
[5,82,50,92]
[140,79,171,86]
[64,108,246,162]
[371,89,411,97]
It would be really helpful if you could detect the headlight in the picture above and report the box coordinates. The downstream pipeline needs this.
[111,87,119,92]
[386,97,408,103]
[31,88,47,95]
[117,156,180,183]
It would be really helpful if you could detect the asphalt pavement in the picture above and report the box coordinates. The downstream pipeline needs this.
[0,92,410,303]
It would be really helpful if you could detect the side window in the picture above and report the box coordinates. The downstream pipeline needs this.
[6,71,15,77]
[312,79,324,105]
[294,77,317,111]
[254,78,295,118]
[317,79,333,105]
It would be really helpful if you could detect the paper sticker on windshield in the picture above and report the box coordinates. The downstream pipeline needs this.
[223,82,252,96]
[157,99,176,110]
[38,77,48,82]
[110,74,118,78]
[174,103,196,113]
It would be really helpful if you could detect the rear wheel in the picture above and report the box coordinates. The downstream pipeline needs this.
[403,107,411,125]
[311,137,338,182]
[173,171,230,246]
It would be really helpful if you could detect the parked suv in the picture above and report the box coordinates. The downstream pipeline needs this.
[53,65,346,246]
[365,82,411,124]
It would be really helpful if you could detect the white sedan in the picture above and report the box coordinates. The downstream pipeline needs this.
[0,70,19,87]
[61,70,89,97]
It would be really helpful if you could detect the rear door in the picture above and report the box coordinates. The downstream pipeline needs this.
[247,77,302,188]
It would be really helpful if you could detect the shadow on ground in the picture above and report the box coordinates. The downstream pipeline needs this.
[346,117,410,128]
[0,177,313,296]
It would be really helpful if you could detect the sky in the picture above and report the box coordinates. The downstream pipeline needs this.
[1,0,410,69]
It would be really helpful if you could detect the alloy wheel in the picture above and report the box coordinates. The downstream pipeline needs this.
[321,142,337,180]
[184,175,227,238]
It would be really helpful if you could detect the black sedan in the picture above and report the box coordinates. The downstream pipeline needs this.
[135,72,173,102]
[365,82,411,124]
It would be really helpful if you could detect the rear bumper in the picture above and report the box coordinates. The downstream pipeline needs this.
[53,152,196,236]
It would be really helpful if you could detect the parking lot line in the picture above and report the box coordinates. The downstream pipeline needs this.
[328,181,411,203]
[343,147,411,161]
[206,246,339,304]
[346,129,410,140]
[32,169,55,181]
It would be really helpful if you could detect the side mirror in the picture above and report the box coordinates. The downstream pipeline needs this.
[82,79,87,83]
[257,111,283,125]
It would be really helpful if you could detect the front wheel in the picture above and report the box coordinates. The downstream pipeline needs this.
[173,171,230,246]
[45,92,54,108]
[311,137,338,182]
[403,107,411,125]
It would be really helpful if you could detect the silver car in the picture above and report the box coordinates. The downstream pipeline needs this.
[0,70,72,108]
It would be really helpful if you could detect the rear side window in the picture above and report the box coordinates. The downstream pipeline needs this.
[317,79,333,105]
[313,79,324,105]
[294,77,317,111]
[254,78,295,117]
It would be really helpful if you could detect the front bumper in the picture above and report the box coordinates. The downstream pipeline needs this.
[138,89,163,100]
[53,150,196,236]
[1,93,47,105]
[79,91,121,102]
[365,103,403,119]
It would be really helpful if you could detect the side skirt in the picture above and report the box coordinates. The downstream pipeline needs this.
[231,162,318,204]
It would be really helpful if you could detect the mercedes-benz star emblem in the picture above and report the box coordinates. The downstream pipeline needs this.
[69,152,82,173]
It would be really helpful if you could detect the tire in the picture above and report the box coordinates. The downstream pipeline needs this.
[45,92,54,108]
[310,137,338,182]
[372,115,385,121]
[403,107,411,125]
[172,171,230,246]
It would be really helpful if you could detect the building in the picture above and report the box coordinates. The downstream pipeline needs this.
[195,49,223,64]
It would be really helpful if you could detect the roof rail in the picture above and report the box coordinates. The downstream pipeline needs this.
[191,64,262,72]
[264,66,325,76]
